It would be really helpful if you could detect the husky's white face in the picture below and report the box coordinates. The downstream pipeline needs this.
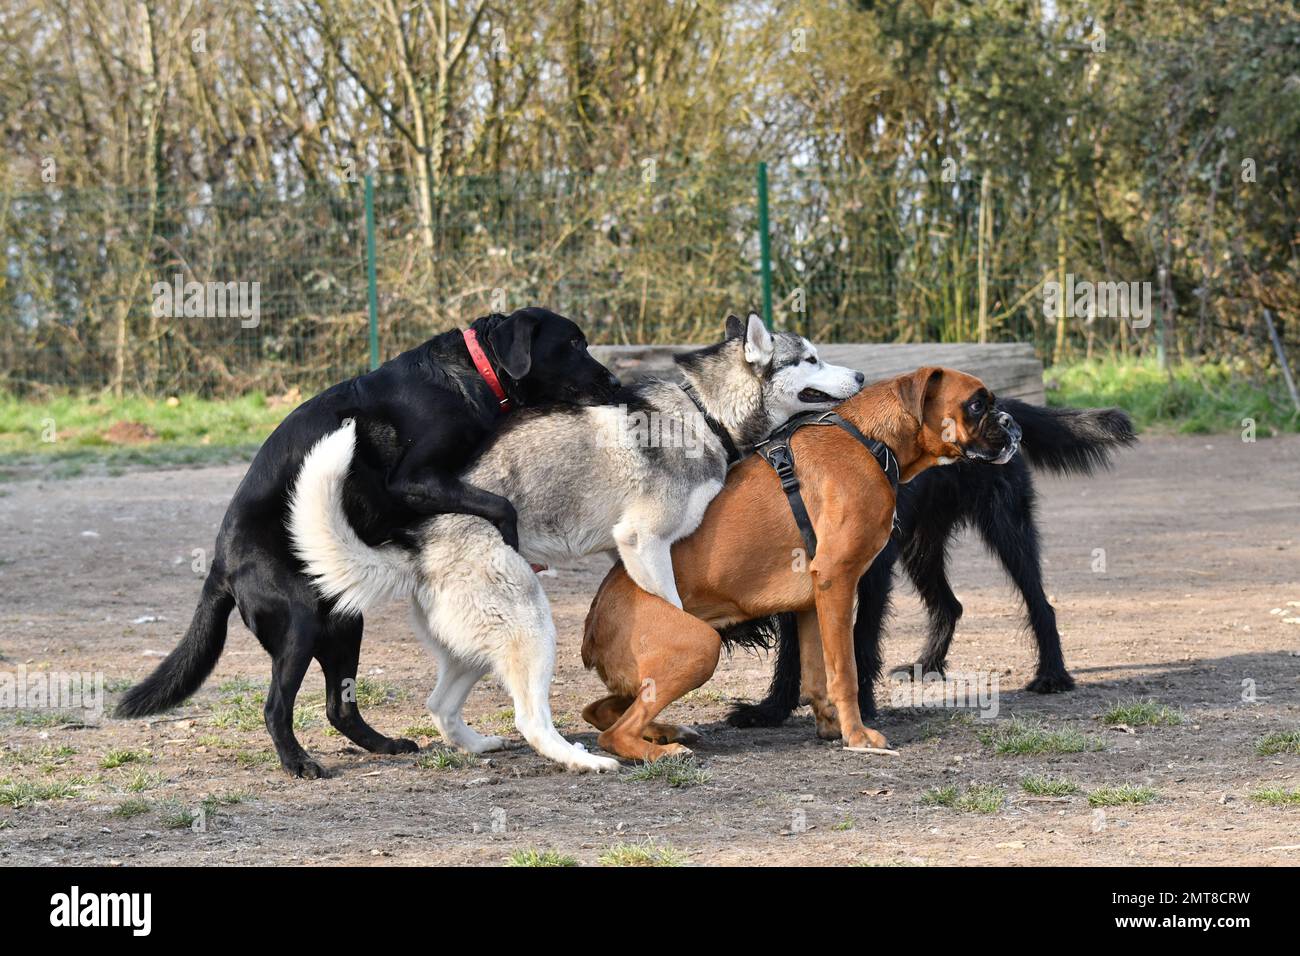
[739,314,864,426]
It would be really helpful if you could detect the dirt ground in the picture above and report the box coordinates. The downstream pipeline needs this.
[1,433,1297,866]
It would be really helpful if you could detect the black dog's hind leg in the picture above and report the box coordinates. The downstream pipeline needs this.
[262,612,326,779]
[317,614,419,755]
[975,483,1075,693]
[725,612,800,727]
[894,515,963,680]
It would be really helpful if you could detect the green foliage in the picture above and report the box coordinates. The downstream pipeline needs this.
[1256,732,1300,757]
[1051,359,1299,434]
[1100,699,1184,728]
[625,755,710,789]
[506,849,580,867]
[979,719,1105,756]
[597,841,686,868]
[1020,774,1081,797]
[1087,784,1157,807]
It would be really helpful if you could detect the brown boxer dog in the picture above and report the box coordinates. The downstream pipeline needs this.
[580,366,1021,761]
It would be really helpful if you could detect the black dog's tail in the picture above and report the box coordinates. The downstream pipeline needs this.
[115,571,235,718]
[1001,397,1136,476]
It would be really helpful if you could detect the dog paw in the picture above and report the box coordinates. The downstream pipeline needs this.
[725,702,789,728]
[843,728,889,751]
[569,752,621,773]
[672,726,702,746]
[380,737,419,755]
[464,735,509,754]
[1026,671,1076,694]
[285,757,328,780]
[889,661,947,682]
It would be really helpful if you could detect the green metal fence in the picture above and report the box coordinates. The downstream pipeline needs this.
[0,164,1040,397]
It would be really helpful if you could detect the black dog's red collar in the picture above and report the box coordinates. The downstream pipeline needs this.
[462,328,512,412]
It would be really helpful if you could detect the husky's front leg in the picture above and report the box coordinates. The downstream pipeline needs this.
[612,522,684,609]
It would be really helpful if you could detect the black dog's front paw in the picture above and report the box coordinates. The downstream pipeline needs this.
[1026,670,1076,694]
[284,756,329,780]
[380,737,419,755]
[726,700,789,728]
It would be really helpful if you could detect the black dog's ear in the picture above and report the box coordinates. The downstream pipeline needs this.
[487,310,540,379]
[724,313,745,339]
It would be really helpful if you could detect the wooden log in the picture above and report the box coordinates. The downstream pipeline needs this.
[591,342,1045,404]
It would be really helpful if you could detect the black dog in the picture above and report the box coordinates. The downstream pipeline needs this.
[117,307,620,778]
[726,398,1136,727]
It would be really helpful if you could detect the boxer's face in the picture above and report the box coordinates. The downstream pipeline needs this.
[903,367,1021,466]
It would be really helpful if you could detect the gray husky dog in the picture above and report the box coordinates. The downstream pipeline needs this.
[287,313,864,772]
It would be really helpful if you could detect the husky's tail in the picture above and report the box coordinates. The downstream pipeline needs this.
[115,570,235,718]
[286,420,416,616]
[1000,398,1136,476]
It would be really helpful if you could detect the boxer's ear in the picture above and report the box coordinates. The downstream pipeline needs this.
[895,367,944,426]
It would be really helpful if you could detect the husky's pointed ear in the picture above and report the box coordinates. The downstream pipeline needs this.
[724,313,745,339]
[895,366,944,425]
[743,312,774,368]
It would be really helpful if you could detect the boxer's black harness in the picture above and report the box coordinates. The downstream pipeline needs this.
[755,411,901,560]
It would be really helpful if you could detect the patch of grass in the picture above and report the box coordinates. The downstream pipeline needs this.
[159,802,198,829]
[597,840,686,867]
[195,734,235,749]
[111,797,152,819]
[1249,787,1300,807]
[414,748,477,771]
[1020,774,1081,797]
[478,708,516,734]
[832,818,856,832]
[506,848,579,867]
[1087,784,1157,807]
[99,748,149,769]
[3,744,78,766]
[1049,357,1300,435]
[233,750,278,769]
[923,783,1007,813]
[203,790,253,809]
[209,690,314,732]
[1101,699,1183,727]
[957,784,1007,814]
[1256,731,1300,756]
[352,676,404,708]
[403,722,440,739]
[0,392,294,481]
[625,754,710,789]
[4,711,70,728]
[979,718,1105,756]
[921,785,959,807]
[123,771,164,792]
[0,778,83,808]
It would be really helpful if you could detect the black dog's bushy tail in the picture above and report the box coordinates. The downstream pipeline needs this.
[115,572,234,718]
[1001,397,1136,476]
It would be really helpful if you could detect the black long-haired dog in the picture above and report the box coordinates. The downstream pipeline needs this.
[726,398,1136,727]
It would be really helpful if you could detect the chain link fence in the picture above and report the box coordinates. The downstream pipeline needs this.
[1,165,1041,398]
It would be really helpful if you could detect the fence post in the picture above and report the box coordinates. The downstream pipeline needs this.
[364,174,381,371]
[756,161,774,330]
